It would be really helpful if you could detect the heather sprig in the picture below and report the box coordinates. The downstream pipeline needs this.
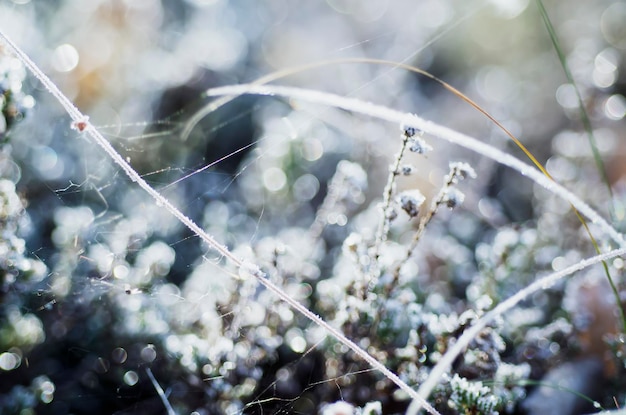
[1,3,626,413]
[390,161,477,284]
[373,124,431,263]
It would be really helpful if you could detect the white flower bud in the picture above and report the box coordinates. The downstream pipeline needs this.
[398,190,426,217]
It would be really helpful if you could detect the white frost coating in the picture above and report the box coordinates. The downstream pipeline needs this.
[0,28,441,415]
[448,161,477,181]
[3,23,622,413]
[205,84,625,248]
[238,260,261,280]
[399,189,426,217]
[406,246,626,415]
[408,136,433,154]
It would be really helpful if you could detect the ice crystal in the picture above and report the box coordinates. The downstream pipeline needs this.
[408,136,433,154]
[400,117,423,139]
[448,374,501,415]
[398,189,426,217]
[449,161,477,181]
[322,401,355,415]
[442,187,465,209]
[400,164,415,176]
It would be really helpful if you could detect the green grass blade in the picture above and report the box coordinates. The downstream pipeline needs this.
[535,0,614,210]
[536,0,626,335]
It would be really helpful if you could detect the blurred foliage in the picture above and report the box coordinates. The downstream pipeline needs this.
[0,0,625,414]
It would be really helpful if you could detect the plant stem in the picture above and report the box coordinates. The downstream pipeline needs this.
[373,132,411,259]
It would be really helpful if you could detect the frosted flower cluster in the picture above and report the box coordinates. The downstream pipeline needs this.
[2,1,626,413]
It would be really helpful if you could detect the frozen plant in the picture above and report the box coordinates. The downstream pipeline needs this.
[447,374,501,415]
[389,160,478,282]
[2,1,626,414]
[447,162,477,183]
[322,401,355,415]
[398,189,426,218]
[321,400,383,415]
[409,136,433,155]
[403,122,432,155]
[375,126,432,249]
[401,164,416,176]
[491,363,531,413]
[0,49,32,141]
[0,59,49,412]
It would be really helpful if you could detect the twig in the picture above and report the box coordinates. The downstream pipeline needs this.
[372,130,411,260]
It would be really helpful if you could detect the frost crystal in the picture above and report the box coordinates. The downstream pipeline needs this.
[442,188,465,209]
[337,160,368,192]
[343,232,362,255]
[322,400,355,415]
[400,116,423,138]
[398,190,425,217]
[449,374,500,415]
[238,261,261,280]
[449,162,477,181]
[385,206,398,221]
[401,164,415,176]
[408,137,433,154]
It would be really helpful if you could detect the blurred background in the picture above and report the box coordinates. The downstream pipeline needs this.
[0,0,625,414]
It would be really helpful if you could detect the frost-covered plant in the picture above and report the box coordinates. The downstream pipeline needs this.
[1,1,626,415]
[447,374,500,415]
[0,49,32,142]
[0,178,47,357]
[0,54,49,413]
